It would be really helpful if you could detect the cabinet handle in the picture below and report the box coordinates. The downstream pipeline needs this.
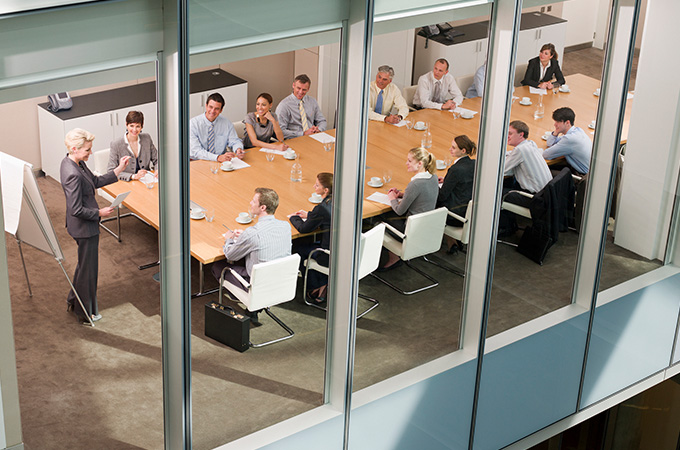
[110,113,113,126]
[116,113,119,126]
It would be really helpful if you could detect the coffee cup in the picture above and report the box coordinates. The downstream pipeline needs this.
[594,88,601,95]
[222,161,233,170]
[590,120,596,128]
[370,176,381,184]
[238,212,250,221]
[461,111,474,119]
[415,121,425,129]
[544,131,552,137]
[560,84,570,92]
[436,159,446,169]
[521,97,530,104]
[311,192,322,202]
[284,149,295,158]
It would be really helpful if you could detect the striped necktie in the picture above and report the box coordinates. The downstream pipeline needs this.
[433,81,441,103]
[207,122,216,153]
[375,89,384,114]
[299,100,309,132]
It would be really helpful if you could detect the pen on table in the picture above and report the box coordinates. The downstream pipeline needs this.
[222,224,233,232]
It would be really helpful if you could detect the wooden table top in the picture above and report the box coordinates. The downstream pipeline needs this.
[102,73,630,265]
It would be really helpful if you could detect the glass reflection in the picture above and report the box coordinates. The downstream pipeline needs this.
[189,44,339,447]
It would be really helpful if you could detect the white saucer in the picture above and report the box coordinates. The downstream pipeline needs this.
[284,154,297,160]
[436,165,446,170]
[413,126,426,131]
[559,88,570,93]
[367,181,383,188]
[541,135,550,141]
[221,166,235,172]
[190,212,205,220]
[461,116,474,120]
[235,217,252,224]
[588,124,596,130]
[519,101,532,106]
[593,91,600,96]
[308,197,323,204]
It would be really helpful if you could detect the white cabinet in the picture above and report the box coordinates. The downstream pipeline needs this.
[414,35,488,80]
[38,69,247,182]
[517,23,567,65]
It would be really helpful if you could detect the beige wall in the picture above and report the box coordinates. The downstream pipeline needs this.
[0,53,297,172]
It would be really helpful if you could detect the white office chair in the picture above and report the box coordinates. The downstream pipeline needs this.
[372,208,447,295]
[403,85,418,111]
[92,148,151,242]
[218,254,300,348]
[232,121,246,140]
[423,202,472,278]
[514,63,528,87]
[456,75,474,98]
[303,223,385,318]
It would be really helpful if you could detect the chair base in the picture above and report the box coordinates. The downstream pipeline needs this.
[422,255,465,278]
[370,259,439,295]
[303,292,380,319]
[249,308,295,348]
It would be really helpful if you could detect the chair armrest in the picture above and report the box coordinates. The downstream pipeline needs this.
[304,248,330,267]
[571,174,583,182]
[382,221,405,240]
[220,265,251,290]
[447,210,467,224]
[506,190,534,199]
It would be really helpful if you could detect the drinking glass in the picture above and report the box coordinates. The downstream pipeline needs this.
[405,120,414,130]
[210,161,220,174]
[323,142,334,152]
[382,170,393,184]
[265,152,275,162]
[205,208,215,223]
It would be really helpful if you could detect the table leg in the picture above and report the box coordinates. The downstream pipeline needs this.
[191,261,218,298]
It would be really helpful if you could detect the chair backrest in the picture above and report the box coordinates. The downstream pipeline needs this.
[246,254,300,311]
[401,207,448,261]
[232,121,246,140]
[403,85,418,108]
[514,63,527,87]
[92,148,110,175]
[456,75,474,97]
[357,223,385,279]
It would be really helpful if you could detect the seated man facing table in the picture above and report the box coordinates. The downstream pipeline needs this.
[189,92,244,162]
[500,120,553,235]
[543,107,592,175]
[369,65,409,124]
[413,58,464,111]
[211,187,292,325]
[276,74,327,139]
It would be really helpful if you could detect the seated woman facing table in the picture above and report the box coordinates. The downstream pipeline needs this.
[380,147,439,270]
[288,172,333,305]
[243,93,288,152]
[108,110,158,181]
[521,43,565,90]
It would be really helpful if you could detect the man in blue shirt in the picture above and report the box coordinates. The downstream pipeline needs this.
[189,93,244,162]
[543,107,592,174]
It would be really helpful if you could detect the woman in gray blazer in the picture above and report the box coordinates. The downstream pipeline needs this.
[61,128,129,324]
[107,110,158,181]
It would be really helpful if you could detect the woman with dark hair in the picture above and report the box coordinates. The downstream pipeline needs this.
[108,110,158,181]
[437,135,476,227]
[243,93,288,151]
[289,173,333,303]
[521,43,566,89]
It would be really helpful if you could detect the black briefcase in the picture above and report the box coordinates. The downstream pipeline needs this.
[204,302,250,352]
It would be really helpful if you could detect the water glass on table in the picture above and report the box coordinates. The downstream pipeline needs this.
[205,208,215,223]
[265,152,275,162]
[210,161,220,174]
[323,142,334,152]
[405,120,414,130]
[382,170,392,184]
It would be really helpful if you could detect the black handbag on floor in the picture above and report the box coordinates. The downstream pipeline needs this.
[204,302,250,352]
[517,225,553,265]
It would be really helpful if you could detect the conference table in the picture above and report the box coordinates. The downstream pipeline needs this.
[101,73,632,295]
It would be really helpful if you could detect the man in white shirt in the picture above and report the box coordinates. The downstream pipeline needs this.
[543,107,592,175]
[413,58,464,110]
[368,65,409,124]
[276,74,327,139]
[465,63,486,99]
[189,93,244,162]
[504,120,553,195]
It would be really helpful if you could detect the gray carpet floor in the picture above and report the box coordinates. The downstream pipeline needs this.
[6,48,657,450]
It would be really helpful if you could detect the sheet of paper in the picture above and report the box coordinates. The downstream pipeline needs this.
[230,158,251,170]
[259,148,287,156]
[366,192,391,206]
[139,172,157,184]
[627,91,634,100]
[110,191,131,209]
[392,120,407,127]
[529,87,548,95]
[309,133,335,144]
[452,107,478,117]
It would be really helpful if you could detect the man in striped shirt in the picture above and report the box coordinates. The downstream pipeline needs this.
[212,187,292,324]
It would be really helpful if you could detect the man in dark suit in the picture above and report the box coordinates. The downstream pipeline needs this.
[61,128,129,324]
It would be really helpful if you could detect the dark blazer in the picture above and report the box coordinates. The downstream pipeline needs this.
[437,156,475,223]
[289,197,332,249]
[108,133,158,181]
[521,57,566,88]
[60,156,118,239]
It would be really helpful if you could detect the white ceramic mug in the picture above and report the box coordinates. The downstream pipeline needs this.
[461,111,474,119]
[222,161,233,170]
[415,121,425,129]
[311,193,322,201]
[370,176,381,184]
[522,97,530,104]
[560,84,569,91]
[239,212,250,220]
[436,159,445,169]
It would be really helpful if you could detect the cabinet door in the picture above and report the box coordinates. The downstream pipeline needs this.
[474,38,489,72]
[517,28,540,65]
[414,35,480,79]
[538,23,566,62]
[67,112,116,172]
[112,103,159,146]
[214,84,248,123]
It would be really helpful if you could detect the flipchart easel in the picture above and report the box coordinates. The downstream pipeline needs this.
[0,152,95,327]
